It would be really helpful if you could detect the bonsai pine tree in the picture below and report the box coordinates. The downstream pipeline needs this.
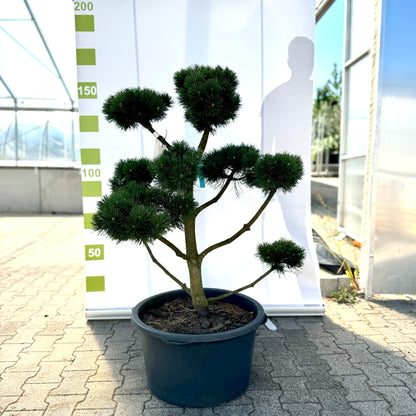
[93,65,305,310]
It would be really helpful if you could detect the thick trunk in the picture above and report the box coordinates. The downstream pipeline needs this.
[184,215,208,309]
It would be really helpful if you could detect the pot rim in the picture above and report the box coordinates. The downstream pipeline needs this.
[131,288,266,344]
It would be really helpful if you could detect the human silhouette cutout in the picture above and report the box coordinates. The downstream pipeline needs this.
[261,36,319,301]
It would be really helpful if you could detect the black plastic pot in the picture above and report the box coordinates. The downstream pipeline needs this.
[131,288,266,407]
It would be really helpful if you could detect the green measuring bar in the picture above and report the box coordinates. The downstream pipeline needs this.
[78,82,97,99]
[79,115,99,132]
[86,276,105,292]
[85,244,104,261]
[82,181,102,197]
[83,213,94,229]
[76,48,96,65]
[75,15,95,31]
[81,148,101,164]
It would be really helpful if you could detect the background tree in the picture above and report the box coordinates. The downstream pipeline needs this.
[312,63,342,162]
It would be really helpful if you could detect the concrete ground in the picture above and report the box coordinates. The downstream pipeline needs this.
[1,214,416,415]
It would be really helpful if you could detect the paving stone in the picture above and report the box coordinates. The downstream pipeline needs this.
[274,317,303,330]
[37,321,68,336]
[114,393,152,415]
[41,341,79,362]
[90,359,125,382]
[338,342,381,363]
[6,382,57,411]
[0,370,37,396]
[326,328,364,344]
[350,400,392,416]
[245,390,285,415]
[394,343,416,361]
[123,353,145,371]
[334,375,383,401]
[25,360,67,384]
[310,388,361,415]
[76,381,121,409]
[98,341,131,360]
[45,394,85,416]
[77,334,109,352]
[362,334,395,353]
[257,338,291,358]
[116,369,149,395]
[24,335,60,352]
[308,336,345,355]
[73,410,115,416]
[272,376,308,390]
[108,325,136,341]
[247,365,278,391]
[0,343,31,362]
[144,408,185,415]
[302,365,343,389]
[319,353,363,376]
[359,362,404,387]
[0,396,20,413]
[63,351,99,371]
[183,407,216,415]
[282,403,322,416]
[6,351,50,372]
[49,370,95,395]
[55,327,89,345]
[2,411,44,416]
[280,388,318,404]
[373,386,416,415]
[374,352,416,374]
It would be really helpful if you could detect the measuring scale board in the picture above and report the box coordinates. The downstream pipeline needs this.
[75,0,324,319]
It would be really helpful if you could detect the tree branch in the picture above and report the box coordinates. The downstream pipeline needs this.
[199,190,275,261]
[195,175,234,216]
[146,124,171,149]
[207,268,274,302]
[157,236,188,259]
[196,127,210,158]
[144,242,190,294]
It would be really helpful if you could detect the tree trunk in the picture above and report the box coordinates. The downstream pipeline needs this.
[184,215,208,309]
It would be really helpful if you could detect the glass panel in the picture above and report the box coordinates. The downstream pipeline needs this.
[0,111,17,160]
[0,25,69,106]
[347,0,374,60]
[0,0,30,19]
[343,56,371,155]
[339,156,365,237]
[1,111,80,162]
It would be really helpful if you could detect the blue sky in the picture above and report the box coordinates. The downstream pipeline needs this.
[313,0,345,93]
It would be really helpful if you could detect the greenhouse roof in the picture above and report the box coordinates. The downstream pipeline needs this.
[0,0,77,111]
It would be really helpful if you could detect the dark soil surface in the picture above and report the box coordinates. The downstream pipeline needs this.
[142,296,256,334]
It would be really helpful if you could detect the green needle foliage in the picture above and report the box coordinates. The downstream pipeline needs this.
[257,240,305,273]
[202,144,260,184]
[110,158,154,191]
[246,153,304,193]
[93,64,306,309]
[174,65,241,132]
[153,141,200,192]
[103,87,173,130]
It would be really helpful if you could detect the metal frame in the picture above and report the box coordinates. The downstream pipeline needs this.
[337,0,373,242]
[0,0,77,164]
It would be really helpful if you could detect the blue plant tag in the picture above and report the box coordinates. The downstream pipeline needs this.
[198,163,205,188]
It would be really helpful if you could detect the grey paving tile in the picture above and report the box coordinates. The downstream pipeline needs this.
[114,393,152,415]
[350,400,392,416]
[310,388,361,415]
[373,386,416,415]
[282,402,321,415]
[244,390,285,415]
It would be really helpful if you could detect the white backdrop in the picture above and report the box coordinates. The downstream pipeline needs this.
[75,0,324,319]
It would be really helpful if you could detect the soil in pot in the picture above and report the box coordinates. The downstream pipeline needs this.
[142,296,256,334]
